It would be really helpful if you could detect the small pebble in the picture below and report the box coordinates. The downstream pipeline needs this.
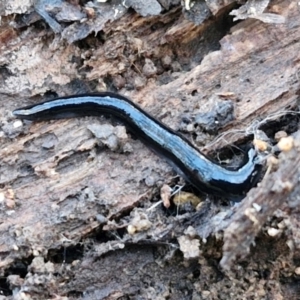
[274,130,287,141]
[134,76,146,90]
[253,138,268,152]
[160,184,172,208]
[277,136,294,152]
[161,55,172,67]
[142,58,157,77]
[252,203,262,212]
[12,244,19,251]
[113,75,126,89]
[171,61,181,72]
[267,228,280,237]
[127,224,136,235]
[13,120,23,128]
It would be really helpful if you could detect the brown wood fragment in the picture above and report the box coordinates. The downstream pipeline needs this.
[0,0,299,299]
[221,130,300,269]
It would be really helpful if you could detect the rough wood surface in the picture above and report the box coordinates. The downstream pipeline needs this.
[0,0,299,299]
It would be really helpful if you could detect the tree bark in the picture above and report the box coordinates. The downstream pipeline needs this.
[0,0,299,299]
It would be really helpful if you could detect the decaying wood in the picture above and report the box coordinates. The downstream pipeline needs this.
[221,130,300,269]
[0,0,299,299]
